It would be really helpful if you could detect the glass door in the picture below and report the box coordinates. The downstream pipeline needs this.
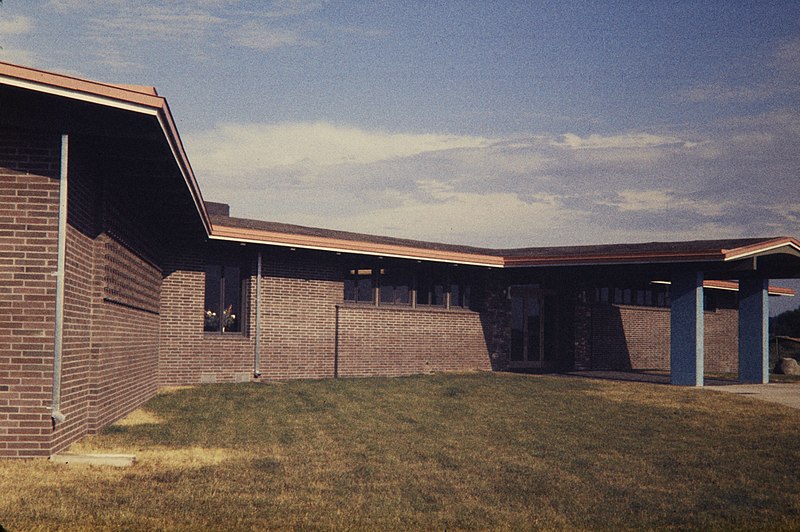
[510,286,557,368]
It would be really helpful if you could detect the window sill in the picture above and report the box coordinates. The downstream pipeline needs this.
[203,331,249,339]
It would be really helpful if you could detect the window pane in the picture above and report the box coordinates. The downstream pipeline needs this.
[223,265,241,332]
[450,284,460,307]
[204,265,221,332]
[381,269,411,305]
[380,283,394,304]
[510,296,524,361]
[417,270,445,306]
[395,284,410,305]
[344,279,356,301]
[356,277,373,303]
[433,284,445,306]
[614,288,623,304]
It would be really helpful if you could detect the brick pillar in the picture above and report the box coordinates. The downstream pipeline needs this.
[738,277,769,384]
[670,270,704,386]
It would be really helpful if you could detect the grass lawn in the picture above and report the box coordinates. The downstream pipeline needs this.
[2,372,800,530]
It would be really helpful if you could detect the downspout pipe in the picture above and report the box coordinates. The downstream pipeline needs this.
[253,250,262,378]
[51,134,68,424]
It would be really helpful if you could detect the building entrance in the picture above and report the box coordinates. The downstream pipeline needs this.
[510,285,558,369]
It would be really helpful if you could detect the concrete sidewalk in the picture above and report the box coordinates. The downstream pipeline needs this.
[562,371,800,410]
[704,383,800,410]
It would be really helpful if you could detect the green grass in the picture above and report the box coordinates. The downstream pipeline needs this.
[2,372,800,530]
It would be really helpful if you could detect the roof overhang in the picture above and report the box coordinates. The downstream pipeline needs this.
[0,61,211,235]
[209,225,505,267]
[652,279,794,297]
[722,237,800,261]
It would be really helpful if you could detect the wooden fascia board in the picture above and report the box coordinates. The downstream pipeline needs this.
[703,280,794,297]
[723,238,800,261]
[209,225,505,267]
[502,251,723,268]
[0,62,164,110]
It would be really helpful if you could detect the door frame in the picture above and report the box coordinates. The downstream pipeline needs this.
[508,285,559,369]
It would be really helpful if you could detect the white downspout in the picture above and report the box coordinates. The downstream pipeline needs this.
[253,250,262,378]
[51,134,68,424]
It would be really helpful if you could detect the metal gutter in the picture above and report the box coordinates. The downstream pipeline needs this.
[253,251,262,378]
[51,134,68,424]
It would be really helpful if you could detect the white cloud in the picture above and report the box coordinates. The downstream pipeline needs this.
[601,190,731,217]
[0,47,38,66]
[772,38,800,77]
[0,16,33,35]
[186,121,489,177]
[553,132,693,150]
[234,23,309,50]
[86,6,225,43]
[680,39,800,103]
[187,113,799,248]
[262,0,326,18]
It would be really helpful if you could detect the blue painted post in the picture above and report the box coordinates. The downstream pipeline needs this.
[670,270,704,386]
[738,278,769,384]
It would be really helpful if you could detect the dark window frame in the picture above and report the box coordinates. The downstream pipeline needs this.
[204,262,248,335]
[343,262,474,311]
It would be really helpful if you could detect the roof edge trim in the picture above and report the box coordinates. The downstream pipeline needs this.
[208,230,504,267]
[723,237,800,261]
[0,74,160,116]
[503,252,722,268]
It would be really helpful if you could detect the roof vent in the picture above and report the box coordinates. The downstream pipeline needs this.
[205,201,230,217]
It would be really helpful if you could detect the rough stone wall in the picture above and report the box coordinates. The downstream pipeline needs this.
[478,277,512,371]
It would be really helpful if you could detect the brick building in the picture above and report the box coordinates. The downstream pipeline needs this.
[2,61,799,457]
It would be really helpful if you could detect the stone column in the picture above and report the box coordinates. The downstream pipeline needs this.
[670,270,704,386]
[738,277,769,384]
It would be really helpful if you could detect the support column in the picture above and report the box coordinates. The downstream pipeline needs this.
[738,277,769,384]
[670,270,704,386]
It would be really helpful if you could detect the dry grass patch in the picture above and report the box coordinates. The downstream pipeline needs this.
[110,408,164,427]
[2,373,800,530]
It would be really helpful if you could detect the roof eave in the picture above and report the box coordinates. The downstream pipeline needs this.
[723,237,800,261]
[0,61,211,235]
[502,252,724,268]
[209,225,504,267]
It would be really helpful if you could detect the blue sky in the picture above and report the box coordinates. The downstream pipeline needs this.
[2,1,799,313]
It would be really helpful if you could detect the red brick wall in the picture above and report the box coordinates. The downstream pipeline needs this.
[587,304,739,372]
[87,234,160,434]
[704,308,738,373]
[1,128,165,457]
[258,250,341,379]
[49,140,164,454]
[336,305,490,377]
[0,129,60,457]
[159,247,257,385]
[160,246,493,384]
